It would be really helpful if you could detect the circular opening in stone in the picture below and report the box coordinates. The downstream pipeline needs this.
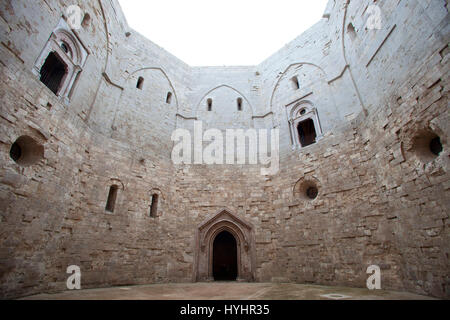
[412,130,444,162]
[10,142,22,162]
[306,186,318,199]
[295,178,320,201]
[9,136,44,166]
[60,42,68,53]
[300,109,306,115]
[429,137,443,156]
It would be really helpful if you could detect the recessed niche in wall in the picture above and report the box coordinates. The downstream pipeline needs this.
[9,136,44,167]
[294,177,320,201]
[412,130,444,162]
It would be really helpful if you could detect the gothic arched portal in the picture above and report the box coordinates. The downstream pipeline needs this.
[213,231,238,281]
[194,209,255,282]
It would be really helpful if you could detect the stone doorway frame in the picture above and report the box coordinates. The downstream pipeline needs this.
[193,208,255,282]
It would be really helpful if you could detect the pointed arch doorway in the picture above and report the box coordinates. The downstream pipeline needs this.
[194,209,255,282]
[213,230,238,281]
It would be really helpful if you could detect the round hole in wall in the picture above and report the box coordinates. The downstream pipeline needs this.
[9,136,44,166]
[60,42,69,53]
[10,142,22,162]
[300,109,306,115]
[429,137,443,156]
[306,186,318,200]
[294,177,320,201]
[412,130,444,162]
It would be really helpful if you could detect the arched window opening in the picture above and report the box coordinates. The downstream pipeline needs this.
[297,118,317,147]
[207,98,213,111]
[82,13,91,28]
[150,194,159,217]
[288,102,322,149]
[347,23,357,40]
[40,52,67,95]
[137,77,144,90]
[291,76,300,90]
[166,92,172,104]
[33,19,89,100]
[105,185,119,213]
[237,98,243,111]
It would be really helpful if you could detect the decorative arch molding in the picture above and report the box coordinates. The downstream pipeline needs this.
[194,84,254,117]
[108,178,125,191]
[286,100,324,149]
[85,0,110,122]
[269,62,329,114]
[193,208,255,282]
[52,29,85,65]
[97,0,111,74]
[148,187,165,200]
[128,67,179,110]
[110,66,179,130]
[341,0,368,116]
[33,18,89,101]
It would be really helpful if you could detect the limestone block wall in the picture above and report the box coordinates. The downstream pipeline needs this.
[343,0,449,112]
[0,0,448,299]
[0,0,186,298]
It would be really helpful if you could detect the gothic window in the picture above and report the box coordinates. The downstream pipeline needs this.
[288,102,322,149]
[33,18,88,101]
[297,118,317,147]
[40,52,67,95]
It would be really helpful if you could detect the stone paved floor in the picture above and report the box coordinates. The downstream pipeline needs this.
[20,282,437,300]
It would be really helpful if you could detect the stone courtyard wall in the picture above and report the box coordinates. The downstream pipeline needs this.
[0,0,448,299]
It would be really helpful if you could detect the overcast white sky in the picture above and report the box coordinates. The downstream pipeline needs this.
[117,0,328,66]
